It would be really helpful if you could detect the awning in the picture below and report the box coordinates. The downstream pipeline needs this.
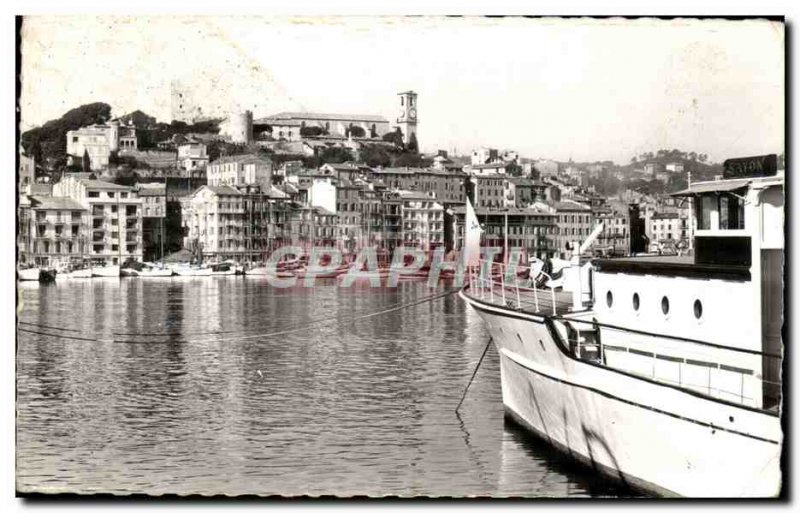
[670,178,751,197]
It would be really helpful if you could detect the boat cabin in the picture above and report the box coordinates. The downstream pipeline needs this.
[587,157,783,410]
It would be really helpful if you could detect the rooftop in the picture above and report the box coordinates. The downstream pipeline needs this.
[256,112,390,124]
[203,185,242,196]
[136,184,166,196]
[80,179,133,191]
[29,196,86,211]
[372,167,420,175]
[670,178,752,196]
[451,205,556,216]
[209,154,272,167]
[550,200,591,211]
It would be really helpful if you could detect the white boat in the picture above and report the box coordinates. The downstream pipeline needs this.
[17,267,41,281]
[139,265,174,278]
[92,264,120,278]
[172,265,213,277]
[459,168,784,497]
[69,267,93,279]
[244,265,274,276]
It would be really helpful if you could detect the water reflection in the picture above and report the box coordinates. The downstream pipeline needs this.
[17,279,628,497]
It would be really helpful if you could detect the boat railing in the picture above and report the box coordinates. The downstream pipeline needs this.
[553,314,783,411]
[466,259,561,316]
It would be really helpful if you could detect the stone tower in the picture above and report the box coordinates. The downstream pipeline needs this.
[396,91,418,146]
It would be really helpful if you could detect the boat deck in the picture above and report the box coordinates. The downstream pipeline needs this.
[463,282,577,316]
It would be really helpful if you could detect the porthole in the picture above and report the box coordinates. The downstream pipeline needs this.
[632,293,640,311]
[606,291,613,308]
[661,296,670,315]
[694,299,703,319]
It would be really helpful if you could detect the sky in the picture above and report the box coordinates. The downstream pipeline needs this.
[19,16,784,164]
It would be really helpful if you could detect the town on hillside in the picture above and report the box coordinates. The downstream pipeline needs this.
[17,90,784,272]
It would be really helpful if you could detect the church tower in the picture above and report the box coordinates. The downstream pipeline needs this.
[396,91,418,146]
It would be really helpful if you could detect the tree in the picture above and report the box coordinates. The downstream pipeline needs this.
[359,144,392,168]
[406,132,419,153]
[382,128,404,148]
[506,161,523,177]
[300,126,325,137]
[82,149,91,173]
[393,151,431,168]
[347,125,366,138]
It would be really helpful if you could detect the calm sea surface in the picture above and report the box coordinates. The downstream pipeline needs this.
[16,277,629,497]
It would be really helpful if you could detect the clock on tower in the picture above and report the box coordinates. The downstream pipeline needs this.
[397,90,418,146]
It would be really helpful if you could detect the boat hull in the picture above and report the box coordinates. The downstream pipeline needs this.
[92,265,120,278]
[18,268,41,281]
[173,267,212,277]
[461,291,782,498]
[139,269,174,278]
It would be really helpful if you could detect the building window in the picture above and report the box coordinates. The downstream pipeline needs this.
[661,296,670,315]
[88,191,99,198]
[694,299,703,319]
[632,293,640,311]
[606,291,613,308]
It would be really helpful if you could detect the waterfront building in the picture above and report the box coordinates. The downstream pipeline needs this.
[207,154,272,190]
[451,205,558,260]
[18,196,87,268]
[52,176,143,265]
[337,181,364,249]
[592,206,630,256]
[136,183,167,262]
[359,186,385,248]
[647,211,690,251]
[548,199,594,257]
[287,206,338,246]
[397,191,444,250]
[181,185,245,260]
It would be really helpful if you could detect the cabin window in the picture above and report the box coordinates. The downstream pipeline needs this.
[694,299,703,319]
[606,291,613,308]
[697,195,715,230]
[632,293,640,311]
[719,195,744,230]
[661,296,670,315]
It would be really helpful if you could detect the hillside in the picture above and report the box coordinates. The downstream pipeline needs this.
[21,102,113,167]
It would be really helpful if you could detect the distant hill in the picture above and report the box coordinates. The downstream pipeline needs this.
[117,110,157,128]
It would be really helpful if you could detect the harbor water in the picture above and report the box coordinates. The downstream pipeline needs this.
[16,278,631,497]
